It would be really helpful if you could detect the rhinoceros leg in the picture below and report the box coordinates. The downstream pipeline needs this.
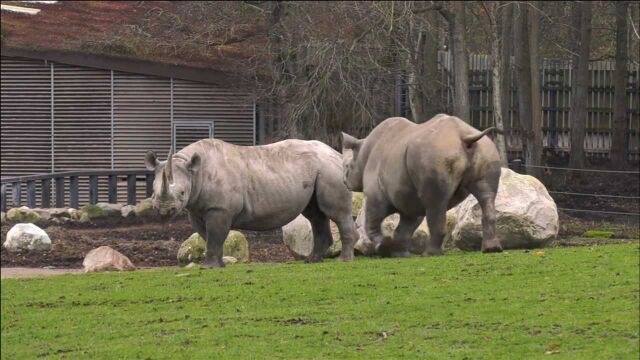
[364,193,394,255]
[302,197,332,263]
[377,214,421,257]
[201,210,232,268]
[470,164,502,253]
[425,204,448,256]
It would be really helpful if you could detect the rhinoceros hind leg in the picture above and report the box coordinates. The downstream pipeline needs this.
[302,197,332,263]
[470,164,502,253]
[425,206,447,256]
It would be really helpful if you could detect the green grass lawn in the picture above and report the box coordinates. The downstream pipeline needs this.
[2,244,639,359]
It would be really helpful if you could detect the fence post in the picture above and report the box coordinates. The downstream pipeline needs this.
[12,182,21,208]
[127,175,136,205]
[145,173,154,198]
[70,176,79,209]
[27,181,36,208]
[89,175,98,205]
[55,177,65,207]
[1,185,6,212]
[108,175,117,204]
[41,178,51,208]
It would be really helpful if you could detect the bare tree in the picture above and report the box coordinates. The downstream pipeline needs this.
[610,1,629,168]
[514,3,541,176]
[528,1,543,174]
[438,2,470,121]
[482,1,509,165]
[569,1,593,170]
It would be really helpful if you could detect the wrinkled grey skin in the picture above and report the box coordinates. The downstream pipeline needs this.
[342,114,502,257]
[145,138,357,268]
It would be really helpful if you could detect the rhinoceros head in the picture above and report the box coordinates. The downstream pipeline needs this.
[145,150,201,217]
[341,132,364,192]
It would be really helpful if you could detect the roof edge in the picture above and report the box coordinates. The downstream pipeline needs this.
[1,46,244,87]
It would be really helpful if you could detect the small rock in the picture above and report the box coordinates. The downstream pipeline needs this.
[83,246,135,273]
[79,203,120,220]
[6,207,41,224]
[134,198,158,218]
[184,262,199,269]
[43,266,56,269]
[177,233,207,265]
[351,192,365,218]
[79,212,91,223]
[177,231,250,265]
[121,205,136,218]
[3,223,52,251]
[223,231,250,263]
[223,256,238,265]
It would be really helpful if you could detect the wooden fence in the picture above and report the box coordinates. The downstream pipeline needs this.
[1,170,154,212]
[433,52,640,160]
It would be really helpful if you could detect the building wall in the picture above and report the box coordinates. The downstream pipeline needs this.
[1,56,255,178]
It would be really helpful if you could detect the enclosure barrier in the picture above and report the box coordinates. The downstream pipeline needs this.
[508,160,640,218]
[0,170,153,212]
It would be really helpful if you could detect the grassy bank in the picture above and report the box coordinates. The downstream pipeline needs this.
[2,244,638,359]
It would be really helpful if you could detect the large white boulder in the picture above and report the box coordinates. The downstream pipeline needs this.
[83,246,136,273]
[452,168,559,250]
[3,223,52,251]
[282,215,342,259]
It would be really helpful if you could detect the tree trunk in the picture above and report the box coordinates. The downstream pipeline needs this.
[528,1,543,176]
[489,1,508,165]
[514,4,533,171]
[423,10,442,120]
[450,2,470,121]
[569,2,592,170]
[408,30,427,123]
[500,2,513,134]
[610,1,629,168]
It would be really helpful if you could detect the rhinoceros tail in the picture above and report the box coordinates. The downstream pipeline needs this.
[462,127,503,145]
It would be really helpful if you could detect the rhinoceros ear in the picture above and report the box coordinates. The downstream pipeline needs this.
[145,151,159,170]
[188,153,201,173]
[341,132,363,151]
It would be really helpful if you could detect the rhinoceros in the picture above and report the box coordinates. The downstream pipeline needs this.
[145,139,357,268]
[341,114,502,257]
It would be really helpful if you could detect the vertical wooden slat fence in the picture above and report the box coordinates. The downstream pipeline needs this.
[0,170,154,212]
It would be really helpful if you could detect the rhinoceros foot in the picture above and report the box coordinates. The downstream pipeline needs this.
[201,258,225,269]
[338,252,355,261]
[304,254,324,263]
[481,239,503,253]
[375,237,411,258]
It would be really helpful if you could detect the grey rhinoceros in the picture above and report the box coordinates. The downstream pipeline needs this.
[145,138,357,268]
[341,114,502,257]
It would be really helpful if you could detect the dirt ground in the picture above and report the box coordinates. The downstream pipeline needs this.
[1,217,294,269]
[1,163,637,271]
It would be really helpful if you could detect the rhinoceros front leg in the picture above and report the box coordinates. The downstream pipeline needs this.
[364,193,393,256]
[202,210,232,269]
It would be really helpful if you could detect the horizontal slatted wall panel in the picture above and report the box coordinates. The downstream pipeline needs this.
[0,57,52,177]
[173,79,254,146]
[113,71,171,201]
[53,63,111,205]
[175,125,211,151]
[1,57,52,207]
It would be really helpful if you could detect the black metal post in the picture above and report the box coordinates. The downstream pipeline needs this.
[108,175,117,204]
[89,175,98,205]
[27,181,36,208]
[55,177,65,208]
[70,176,79,209]
[41,178,51,208]
[12,182,21,208]
[127,175,136,205]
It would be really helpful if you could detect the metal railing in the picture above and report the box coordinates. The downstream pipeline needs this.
[1,170,154,212]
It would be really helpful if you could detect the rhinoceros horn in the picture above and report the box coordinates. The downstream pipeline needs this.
[162,150,173,193]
